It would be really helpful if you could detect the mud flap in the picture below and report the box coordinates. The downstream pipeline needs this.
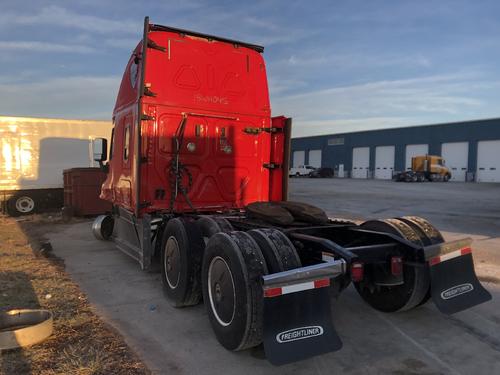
[263,287,342,366]
[429,245,491,314]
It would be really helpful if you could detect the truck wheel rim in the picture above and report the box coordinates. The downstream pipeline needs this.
[208,256,236,327]
[15,196,35,213]
[165,236,181,289]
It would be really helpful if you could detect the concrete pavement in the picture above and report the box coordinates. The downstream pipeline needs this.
[45,179,500,374]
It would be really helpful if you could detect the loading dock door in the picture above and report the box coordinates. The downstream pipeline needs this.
[352,147,370,178]
[442,142,468,182]
[308,149,322,168]
[405,144,429,170]
[477,140,500,182]
[293,150,305,168]
[375,146,395,179]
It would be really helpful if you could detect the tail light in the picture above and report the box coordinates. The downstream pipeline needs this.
[391,256,403,276]
[350,262,364,282]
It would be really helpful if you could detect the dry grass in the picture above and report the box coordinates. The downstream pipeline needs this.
[0,215,150,375]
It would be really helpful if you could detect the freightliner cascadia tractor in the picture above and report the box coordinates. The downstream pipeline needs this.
[92,17,491,365]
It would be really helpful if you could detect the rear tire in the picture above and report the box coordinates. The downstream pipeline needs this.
[160,218,204,307]
[354,219,429,312]
[397,216,445,306]
[247,228,301,273]
[202,231,268,351]
[197,216,233,238]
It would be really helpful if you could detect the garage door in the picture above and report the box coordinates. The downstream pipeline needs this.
[405,144,429,170]
[293,150,305,168]
[442,142,468,182]
[352,147,370,178]
[308,149,322,168]
[375,146,395,179]
[477,140,500,182]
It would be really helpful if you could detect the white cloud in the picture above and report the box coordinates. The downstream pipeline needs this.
[104,38,140,49]
[0,75,121,119]
[1,6,140,35]
[272,72,499,136]
[0,41,95,54]
[290,117,415,137]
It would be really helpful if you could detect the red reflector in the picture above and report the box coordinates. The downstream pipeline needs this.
[461,247,472,256]
[264,287,282,298]
[391,256,403,276]
[351,262,364,282]
[429,256,441,266]
[314,278,330,289]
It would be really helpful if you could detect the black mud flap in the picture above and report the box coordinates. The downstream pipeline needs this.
[430,251,492,315]
[263,287,342,366]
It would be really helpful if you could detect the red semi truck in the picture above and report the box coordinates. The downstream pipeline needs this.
[92,18,491,365]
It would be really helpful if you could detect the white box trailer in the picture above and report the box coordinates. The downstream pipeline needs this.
[0,116,112,215]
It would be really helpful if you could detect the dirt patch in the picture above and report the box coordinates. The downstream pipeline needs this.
[0,214,150,375]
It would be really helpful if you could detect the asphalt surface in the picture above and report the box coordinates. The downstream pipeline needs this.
[46,179,500,374]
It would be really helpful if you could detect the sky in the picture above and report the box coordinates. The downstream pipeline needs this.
[1,0,500,137]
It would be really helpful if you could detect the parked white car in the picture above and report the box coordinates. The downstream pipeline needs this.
[289,165,317,177]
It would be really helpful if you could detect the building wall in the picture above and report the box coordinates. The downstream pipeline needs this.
[291,118,500,178]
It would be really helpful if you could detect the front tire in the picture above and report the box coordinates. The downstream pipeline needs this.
[160,218,204,307]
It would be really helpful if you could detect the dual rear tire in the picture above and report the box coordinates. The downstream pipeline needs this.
[355,217,444,312]
[202,229,301,351]
[160,218,205,307]
[160,217,302,351]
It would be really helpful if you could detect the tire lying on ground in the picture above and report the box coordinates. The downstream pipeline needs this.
[0,309,53,350]
[202,231,268,351]
[354,218,429,312]
[160,217,205,307]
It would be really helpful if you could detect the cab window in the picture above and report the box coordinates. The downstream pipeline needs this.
[124,125,130,160]
[109,128,115,160]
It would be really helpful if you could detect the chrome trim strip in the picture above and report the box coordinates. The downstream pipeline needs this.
[263,260,346,289]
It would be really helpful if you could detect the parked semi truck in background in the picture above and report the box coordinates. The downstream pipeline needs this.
[91,18,491,365]
[394,155,452,182]
[0,116,112,215]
